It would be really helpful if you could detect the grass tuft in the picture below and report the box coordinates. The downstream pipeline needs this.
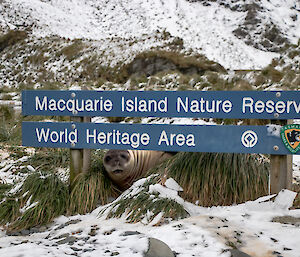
[0,183,12,200]
[68,150,118,214]
[148,152,269,206]
[27,148,69,171]
[0,149,117,230]
[0,30,27,52]
[0,171,68,231]
[101,175,188,224]
[292,184,300,209]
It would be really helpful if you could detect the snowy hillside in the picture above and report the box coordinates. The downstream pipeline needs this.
[0,174,300,257]
[0,0,299,69]
[0,1,300,256]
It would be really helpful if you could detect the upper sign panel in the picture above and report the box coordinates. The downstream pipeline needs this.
[22,90,300,119]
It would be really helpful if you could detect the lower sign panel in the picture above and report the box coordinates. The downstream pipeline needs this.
[22,122,297,155]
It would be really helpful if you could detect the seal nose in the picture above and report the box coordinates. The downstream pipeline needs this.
[114,159,120,166]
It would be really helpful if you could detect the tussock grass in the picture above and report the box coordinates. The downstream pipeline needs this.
[28,148,69,171]
[128,50,226,76]
[148,152,269,206]
[68,150,118,214]
[0,172,68,231]
[0,148,270,229]
[59,39,84,61]
[292,184,300,209]
[0,30,27,52]
[0,123,11,142]
[0,106,15,142]
[102,175,188,223]
[0,184,12,200]
[0,119,22,145]
[0,149,116,230]
[0,197,21,225]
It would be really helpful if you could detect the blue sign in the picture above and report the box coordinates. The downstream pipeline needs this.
[22,90,300,120]
[22,122,298,155]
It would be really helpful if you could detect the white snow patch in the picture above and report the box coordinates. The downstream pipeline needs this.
[165,178,183,192]
[1,0,294,69]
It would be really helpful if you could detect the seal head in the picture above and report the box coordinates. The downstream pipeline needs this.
[103,149,175,190]
[103,149,132,174]
[103,150,135,189]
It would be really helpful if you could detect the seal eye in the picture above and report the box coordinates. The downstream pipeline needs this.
[120,154,128,160]
[105,156,111,163]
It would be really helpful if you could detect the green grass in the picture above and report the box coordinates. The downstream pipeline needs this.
[27,148,70,171]
[68,150,118,215]
[128,50,226,75]
[0,172,68,231]
[101,175,188,223]
[0,183,12,200]
[0,197,21,225]
[0,149,117,231]
[148,152,269,206]
[0,30,27,52]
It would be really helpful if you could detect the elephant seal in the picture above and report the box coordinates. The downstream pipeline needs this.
[103,150,175,190]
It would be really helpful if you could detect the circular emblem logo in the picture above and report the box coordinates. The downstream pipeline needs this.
[280,124,300,153]
[241,130,258,148]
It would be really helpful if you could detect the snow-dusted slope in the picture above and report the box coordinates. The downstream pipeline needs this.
[0,177,299,257]
[0,0,299,69]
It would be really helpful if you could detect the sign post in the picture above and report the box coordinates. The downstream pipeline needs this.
[69,116,91,186]
[270,154,292,193]
[22,90,300,194]
[270,119,293,194]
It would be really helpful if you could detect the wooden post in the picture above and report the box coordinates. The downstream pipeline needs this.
[270,119,293,194]
[82,116,91,173]
[270,154,292,194]
[69,116,91,187]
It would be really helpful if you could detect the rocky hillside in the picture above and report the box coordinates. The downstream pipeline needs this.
[0,0,299,91]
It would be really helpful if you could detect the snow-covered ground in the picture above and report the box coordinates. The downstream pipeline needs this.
[0,177,299,257]
[0,120,299,256]
[0,0,299,255]
[1,0,299,69]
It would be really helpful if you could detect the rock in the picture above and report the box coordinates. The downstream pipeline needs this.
[272,216,300,226]
[11,242,22,246]
[110,252,120,256]
[56,236,77,245]
[120,231,141,236]
[81,236,90,242]
[30,227,40,233]
[65,219,81,226]
[103,229,116,235]
[38,226,47,232]
[144,238,174,257]
[83,248,94,252]
[230,249,252,257]
[54,233,70,239]
[88,228,98,237]
[55,219,81,230]
[6,231,21,236]
[71,246,81,252]
[20,230,30,236]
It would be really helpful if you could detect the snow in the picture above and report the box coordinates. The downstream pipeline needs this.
[0,153,32,184]
[0,141,300,256]
[19,195,39,214]
[0,0,299,255]
[149,183,184,204]
[0,178,299,257]
[2,0,298,69]
[165,177,183,192]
